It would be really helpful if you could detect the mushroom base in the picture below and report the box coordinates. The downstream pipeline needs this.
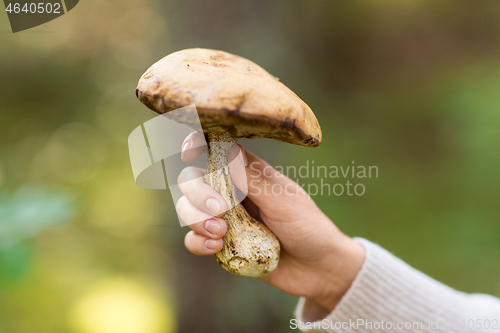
[204,132,280,277]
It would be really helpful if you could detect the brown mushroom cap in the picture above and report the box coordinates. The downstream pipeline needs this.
[136,48,322,147]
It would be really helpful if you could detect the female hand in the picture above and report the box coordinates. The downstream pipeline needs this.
[176,131,365,311]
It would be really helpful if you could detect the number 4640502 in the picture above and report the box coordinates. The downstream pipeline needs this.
[5,2,61,14]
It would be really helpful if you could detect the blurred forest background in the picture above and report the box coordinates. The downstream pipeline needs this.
[2,0,500,332]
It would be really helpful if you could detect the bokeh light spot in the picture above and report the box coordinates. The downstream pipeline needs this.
[69,278,175,333]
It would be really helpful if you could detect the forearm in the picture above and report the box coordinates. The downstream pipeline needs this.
[294,239,500,332]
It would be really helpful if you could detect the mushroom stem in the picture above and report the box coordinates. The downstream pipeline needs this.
[204,132,280,277]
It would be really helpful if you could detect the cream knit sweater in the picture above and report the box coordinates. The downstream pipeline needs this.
[294,238,500,332]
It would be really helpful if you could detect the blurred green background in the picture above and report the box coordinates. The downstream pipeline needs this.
[1,0,500,332]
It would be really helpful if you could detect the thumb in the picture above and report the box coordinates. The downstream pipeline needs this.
[229,146,309,214]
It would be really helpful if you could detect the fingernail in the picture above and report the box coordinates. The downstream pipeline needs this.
[206,198,221,214]
[205,219,220,235]
[205,239,217,250]
[182,141,192,154]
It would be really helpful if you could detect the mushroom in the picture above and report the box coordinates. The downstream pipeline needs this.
[136,48,322,277]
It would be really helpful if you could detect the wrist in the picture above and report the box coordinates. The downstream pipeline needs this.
[307,234,365,311]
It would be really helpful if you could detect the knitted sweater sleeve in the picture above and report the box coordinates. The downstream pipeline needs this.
[293,238,500,333]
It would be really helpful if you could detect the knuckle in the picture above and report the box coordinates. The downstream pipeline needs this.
[184,231,195,249]
[186,209,198,225]
[175,196,189,218]
[178,166,196,184]
[177,168,188,185]
[191,183,208,201]
[175,196,185,211]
